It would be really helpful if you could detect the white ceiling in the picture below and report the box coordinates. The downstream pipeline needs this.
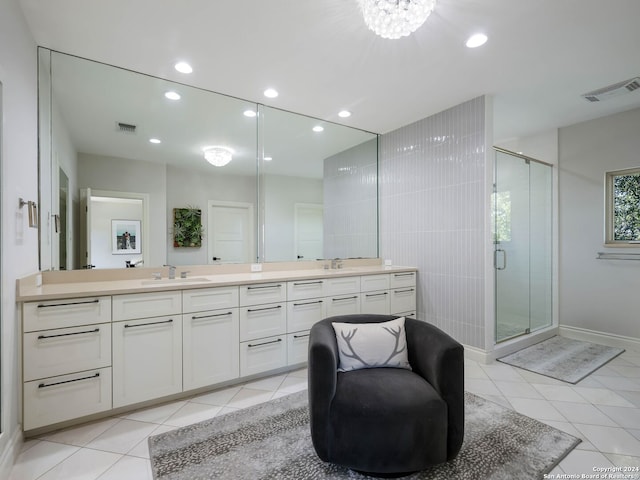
[20,0,640,141]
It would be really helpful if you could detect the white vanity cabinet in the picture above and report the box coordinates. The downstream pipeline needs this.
[112,291,182,408]
[286,281,327,366]
[22,296,112,431]
[389,271,417,317]
[183,287,240,390]
[239,283,287,376]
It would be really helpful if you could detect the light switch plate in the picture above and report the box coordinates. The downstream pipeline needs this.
[251,263,262,272]
[384,259,392,266]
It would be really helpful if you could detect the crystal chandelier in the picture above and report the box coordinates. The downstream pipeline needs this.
[203,146,233,167]
[358,0,436,40]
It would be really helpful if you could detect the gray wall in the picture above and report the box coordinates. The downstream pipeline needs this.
[559,107,640,341]
[379,97,488,349]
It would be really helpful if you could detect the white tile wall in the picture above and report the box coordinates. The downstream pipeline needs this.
[379,96,487,349]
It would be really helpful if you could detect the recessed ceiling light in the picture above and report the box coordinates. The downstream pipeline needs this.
[149,138,161,144]
[243,109,257,118]
[312,125,324,133]
[466,33,488,48]
[264,88,279,98]
[338,110,352,118]
[174,62,193,74]
[165,91,181,100]
[264,156,273,161]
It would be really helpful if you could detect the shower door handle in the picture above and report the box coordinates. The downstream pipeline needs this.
[494,248,507,270]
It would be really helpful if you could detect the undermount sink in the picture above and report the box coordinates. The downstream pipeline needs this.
[140,277,211,285]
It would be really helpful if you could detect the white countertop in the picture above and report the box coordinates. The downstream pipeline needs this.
[17,264,416,302]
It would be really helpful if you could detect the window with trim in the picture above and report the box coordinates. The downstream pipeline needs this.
[605,167,640,245]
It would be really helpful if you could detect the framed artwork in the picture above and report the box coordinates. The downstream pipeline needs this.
[173,207,203,247]
[112,219,141,254]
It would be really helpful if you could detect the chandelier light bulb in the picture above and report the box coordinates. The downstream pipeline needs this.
[358,0,437,40]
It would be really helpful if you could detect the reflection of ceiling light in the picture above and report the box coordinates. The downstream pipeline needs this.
[338,110,352,118]
[312,125,324,132]
[264,88,279,98]
[203,146,234,167]
[243,109,257,117]
[165,91,181,100]
[466,33,488,48]
[149,138,161,144]
[358,0,436,40]
[174,62,193,74]
[264,156,273,161]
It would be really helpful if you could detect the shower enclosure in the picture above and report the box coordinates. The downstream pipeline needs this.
[493,148,553,343]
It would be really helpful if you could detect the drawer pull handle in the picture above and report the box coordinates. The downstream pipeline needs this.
[394,273,415,278]
[124,319,173,328]
[247,305,282,313]
[37,299,100,308]
[365,292,388,298]
[293,281,323,286]
[192,312,233,320]
[394,288,415,294]
[247,338,283,348]
[37,328,99,340]
[292,300,323,307]
[293,333,310,339]
[247,284,282,290]
[332,296,358,302]
[38,372,100,389]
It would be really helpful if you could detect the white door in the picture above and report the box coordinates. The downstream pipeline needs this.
[294,203,323,261]
[208,201,254,264]
[79,188,92,269]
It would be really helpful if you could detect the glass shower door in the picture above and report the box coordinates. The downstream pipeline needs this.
[493,149,552,343]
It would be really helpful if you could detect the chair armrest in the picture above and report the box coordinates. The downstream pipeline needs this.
[307,319,339,460]
[405,318,464,460]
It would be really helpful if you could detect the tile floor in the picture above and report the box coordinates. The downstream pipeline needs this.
[10,345,640,479]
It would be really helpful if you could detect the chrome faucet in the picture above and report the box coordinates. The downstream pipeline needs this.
[164,264,176,279]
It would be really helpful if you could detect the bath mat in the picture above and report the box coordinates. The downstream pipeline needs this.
[498,336,624,384]
[148,390,580,480]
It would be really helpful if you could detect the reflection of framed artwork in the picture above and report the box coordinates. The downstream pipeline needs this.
[112,220,141,254]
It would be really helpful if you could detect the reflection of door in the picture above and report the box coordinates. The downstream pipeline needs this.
[208,201,254,264]
[79,188,92,269]
[294,203,323,261]
[58,168,69,270]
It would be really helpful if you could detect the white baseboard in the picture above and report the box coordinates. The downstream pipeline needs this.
[462,344,489,364]
[559,325,640,351]
[463,326,558,364]
[0,427,23,480]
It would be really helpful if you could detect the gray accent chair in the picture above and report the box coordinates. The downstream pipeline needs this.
[308,314,464,477]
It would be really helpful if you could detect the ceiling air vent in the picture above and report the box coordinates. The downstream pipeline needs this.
[581,77,640,102]
[116,122,137,134]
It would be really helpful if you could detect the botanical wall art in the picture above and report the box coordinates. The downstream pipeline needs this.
[173,207,203,247]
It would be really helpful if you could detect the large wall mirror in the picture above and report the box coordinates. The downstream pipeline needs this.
[38,48,379,270]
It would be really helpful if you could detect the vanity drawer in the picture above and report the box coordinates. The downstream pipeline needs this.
[287,332,310,366]
[183,286,239,313]
[239,283,286,307]
[287,298,325,333]
[390,287,417,315]
[23,323,111,381]
[239,303,286,341]
[112,291,181,321]
[389,271,416,288]
[23,296,111,333]
[23,367,112,431]
[360,274,390,293]
[287,279,324,301]
[360,290,390,315]
[325,294,361,317]
[324,276,361,297]
[240,335,287,377]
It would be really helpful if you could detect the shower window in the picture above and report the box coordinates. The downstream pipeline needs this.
[492,191,512,243]
[605,167,640,244]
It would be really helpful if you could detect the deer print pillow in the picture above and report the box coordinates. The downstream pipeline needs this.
[332,317,411,372]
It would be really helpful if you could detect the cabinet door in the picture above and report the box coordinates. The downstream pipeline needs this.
[239,303,286,342]
[287,332,310,366]
[360,290,390,315]
[325,294,360,317]
[389,271,416,288]
[360,274,390,293]
[324,276,361,297]
[240,335,287,377]
[287,299,325,333]
[24,367,112,431]
[24,323,111,381]
[287,279,324,301]
[112,315,182,408]
[390,287,417,315]
[239,283,286,307]
[183,286,238,314]
[183,309,240,391]
[23,296,111,332]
